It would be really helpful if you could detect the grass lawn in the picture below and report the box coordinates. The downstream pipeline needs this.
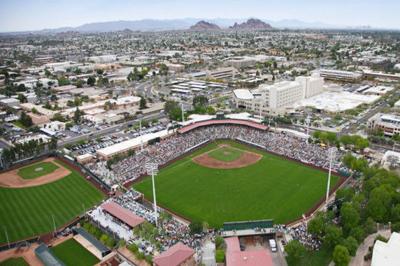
[0,258,29,266]
[17,162,59,179]
[207,146,244,162]
[134,140,340,228]
[51,238,99,266]
[0,160,104,244]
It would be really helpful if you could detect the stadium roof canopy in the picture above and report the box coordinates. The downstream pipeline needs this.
[154,242,195,266]
[35,243,65,266]
[178,119,268,134]
[102,201,145,228]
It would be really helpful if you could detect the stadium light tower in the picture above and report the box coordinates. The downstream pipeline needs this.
[181,102,185,123]
[305,116,311,143]
[145,160,159,227]
[326,147,337,203]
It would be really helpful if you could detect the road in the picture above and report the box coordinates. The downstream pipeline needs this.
[59,112,166,147]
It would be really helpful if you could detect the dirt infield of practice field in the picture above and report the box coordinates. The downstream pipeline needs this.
[192,144,262,169]
[0,158,71,188]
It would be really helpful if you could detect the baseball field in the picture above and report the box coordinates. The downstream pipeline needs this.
[0,159,104,244]
[134,140,340,228]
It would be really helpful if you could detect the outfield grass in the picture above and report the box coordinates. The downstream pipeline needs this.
[51,238,99,266]
[0,257,29,266]
[17,161,59,179]
[207,146,244,162]
[0,160,104,244]
[134,140,340,228]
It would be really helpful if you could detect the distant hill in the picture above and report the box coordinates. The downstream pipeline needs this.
[230,18,273,30]
[189,21,220,31]
[1,18,359,35]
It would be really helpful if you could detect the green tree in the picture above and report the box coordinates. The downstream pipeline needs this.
[17,93,27,103]
[340,203,360,233]
[73,108,84,124]
[87,76,96,86]
[333,245,350,266]
[367,185,393,222]
[189,221,203,234]
[342,236,358,256]
[19,111,33,128]
[139,97,147,110]
[57,76,70,86]
[324,225,343,248]
[193,95,209,109]
[308,212,326,238]
[285,240,306,263]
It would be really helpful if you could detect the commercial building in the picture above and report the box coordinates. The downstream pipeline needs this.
[371,232,400,266]
[233,74,324,115]
[319,69,363,82]
[368,113,400,136]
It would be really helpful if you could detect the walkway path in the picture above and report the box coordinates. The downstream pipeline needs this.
[202,239,216,266]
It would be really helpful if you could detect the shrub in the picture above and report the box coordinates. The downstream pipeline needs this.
[215,249,225,263]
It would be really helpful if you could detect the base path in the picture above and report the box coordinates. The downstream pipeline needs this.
[193,145,262,169]
[0,158,71,188]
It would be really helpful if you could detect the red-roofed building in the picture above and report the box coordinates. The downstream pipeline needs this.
[154,242,196,266]
[101,201,145,228]
[225,237,273,266]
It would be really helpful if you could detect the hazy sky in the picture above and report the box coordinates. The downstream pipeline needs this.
[0,0,399,32]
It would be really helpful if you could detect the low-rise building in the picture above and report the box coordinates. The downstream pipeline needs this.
[319,69,363,82]
[368,113,400,136]
[153,242,195,266]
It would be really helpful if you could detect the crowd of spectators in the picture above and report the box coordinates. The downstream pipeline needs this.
[289,223,322,250]
[87,125,345,186]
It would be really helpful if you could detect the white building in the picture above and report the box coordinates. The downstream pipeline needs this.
[371,232,400,266]
[233,74,324,115]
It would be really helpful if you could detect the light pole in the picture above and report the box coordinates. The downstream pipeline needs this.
[326,147,337,203]
[4,227,10,248]
[51,214,56,236]
[305,116,311,143]
[145,160,159,227]
[181,102,185,123]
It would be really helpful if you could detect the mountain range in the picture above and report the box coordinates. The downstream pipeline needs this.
[2,18,359,34]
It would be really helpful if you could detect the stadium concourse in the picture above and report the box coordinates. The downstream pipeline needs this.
[86,115,345,187]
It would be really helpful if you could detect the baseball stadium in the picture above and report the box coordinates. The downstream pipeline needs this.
[0,115,349,265]
[131,118,346,228]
